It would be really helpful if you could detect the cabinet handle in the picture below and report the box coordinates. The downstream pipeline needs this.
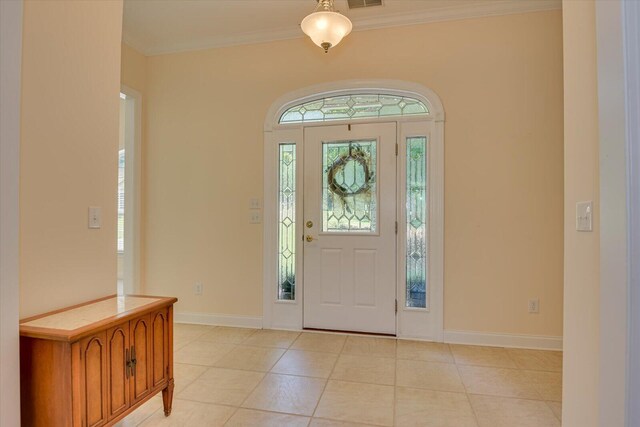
[125,348,131,379]
[131,345,137,377]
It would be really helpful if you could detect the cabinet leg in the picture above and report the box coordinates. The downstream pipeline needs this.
[162,378,175,416]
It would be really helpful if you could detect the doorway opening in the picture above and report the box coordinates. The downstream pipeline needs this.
[118,88,142,295]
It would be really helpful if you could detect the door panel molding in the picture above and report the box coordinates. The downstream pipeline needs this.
[80,333,108,427]
[107,323,130,420]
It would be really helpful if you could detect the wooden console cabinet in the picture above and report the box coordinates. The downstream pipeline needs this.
[20,295,178,427]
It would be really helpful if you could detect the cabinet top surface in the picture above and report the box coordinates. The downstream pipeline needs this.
[20,295,173,336]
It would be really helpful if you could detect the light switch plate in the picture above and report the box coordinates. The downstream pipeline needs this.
[88,206,102,229]
[194,282,203,295]
[249,198,261,209]
[576,201,593,232]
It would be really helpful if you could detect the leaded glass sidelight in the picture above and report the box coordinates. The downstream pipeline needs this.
[406,137,427,308]
[278,144,296,300]
[322,140,377,232]
[280,94,429,124]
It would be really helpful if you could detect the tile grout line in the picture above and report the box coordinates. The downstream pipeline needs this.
[392,342,398,427]
[314,335,396,426]
[221,408,313,427]
[177,327,260,426]
[224,367,268,424]
[134,325,217,426]
[453,357,481,427]
[309,334,348,420]
[132,404,162,426]
[234,346,289,407]
[221,406,240,425]
[451,348,560,403]
[233,348,561,388]
[467,393,563,404]
[175,392,560,427]
[172,324,216,351]
[544,400,562,423]
[173,398,316,420]
[227,331,310,422]
[171,363,213,408]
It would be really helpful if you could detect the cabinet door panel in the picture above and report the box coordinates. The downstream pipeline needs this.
[79,332,108,427]
[130,314,152,403]
[107,322,130,420]
[151,309,169,388]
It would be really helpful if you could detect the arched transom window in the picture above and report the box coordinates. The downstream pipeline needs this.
[279,93,429,124]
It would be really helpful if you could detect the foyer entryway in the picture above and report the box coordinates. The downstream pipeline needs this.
[264,83,445,341]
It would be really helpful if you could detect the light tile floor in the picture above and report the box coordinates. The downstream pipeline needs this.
[116,324,563,427]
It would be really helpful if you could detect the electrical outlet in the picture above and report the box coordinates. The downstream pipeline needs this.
[528,298,539,314]
[194,282,203,295]
[88,206,102,229]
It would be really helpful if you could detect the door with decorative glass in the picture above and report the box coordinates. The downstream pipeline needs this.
[303,122,397,334]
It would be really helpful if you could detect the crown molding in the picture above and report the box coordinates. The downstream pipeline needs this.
[123,25,307,57]
[123,0,561,56]
[352,0,560,32]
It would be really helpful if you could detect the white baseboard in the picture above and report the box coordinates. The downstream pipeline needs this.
[175,312,263,329]
[444,330,563,351]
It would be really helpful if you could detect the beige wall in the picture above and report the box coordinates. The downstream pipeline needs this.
[20,0,124,318]
[122,43,148,94]
[561,1,601,425]
[136,10,565,336]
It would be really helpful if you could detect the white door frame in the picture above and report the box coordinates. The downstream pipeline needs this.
[596,1,639,425]
[621,1,640,424]
[119,85,143,295]
[0,0,23,424]
[263,80,445,341]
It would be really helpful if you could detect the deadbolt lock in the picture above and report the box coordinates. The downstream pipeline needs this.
[306,221,313,228]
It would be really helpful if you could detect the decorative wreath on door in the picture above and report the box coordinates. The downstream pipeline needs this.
[326,144,375,202]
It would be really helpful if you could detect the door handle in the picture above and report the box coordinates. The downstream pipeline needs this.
[305,235,315,242]
[125,348,131,379]
[130,345,137,377]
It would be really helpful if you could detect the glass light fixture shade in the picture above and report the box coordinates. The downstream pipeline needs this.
[301,11,352,53]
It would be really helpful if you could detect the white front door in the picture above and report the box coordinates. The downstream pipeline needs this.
[303,122,397,334]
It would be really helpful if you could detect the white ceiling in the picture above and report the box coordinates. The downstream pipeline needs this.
[123,0,561,56]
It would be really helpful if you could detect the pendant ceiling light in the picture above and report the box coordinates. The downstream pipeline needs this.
[301,0,353,53]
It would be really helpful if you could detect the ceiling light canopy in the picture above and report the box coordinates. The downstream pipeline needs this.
[301,0,353,53]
